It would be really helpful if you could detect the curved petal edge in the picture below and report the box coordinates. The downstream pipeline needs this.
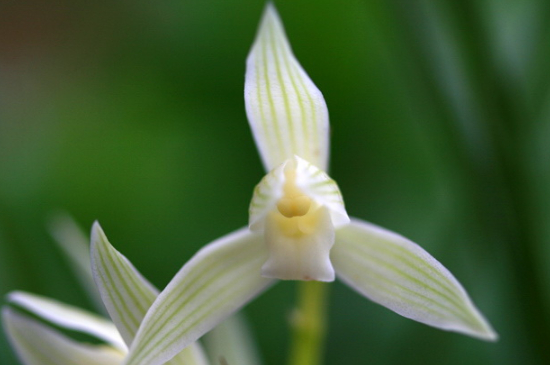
[245,3,329,171]
[332,219,497,341]
[124,228,274,365]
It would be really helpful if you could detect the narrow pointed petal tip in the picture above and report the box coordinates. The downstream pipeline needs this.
[91,221,212,365]
[91,220,159,346]
[245,3,329,171]
[6,290,126,351]
[332,219,498,341]
[2,307,124,365]
[123,228,274,365]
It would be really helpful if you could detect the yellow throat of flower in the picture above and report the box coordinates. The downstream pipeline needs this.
[273,169,323,237]
[262,163,336,282]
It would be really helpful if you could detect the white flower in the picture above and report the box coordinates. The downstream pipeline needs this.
[120,5,497,365]
[2,223,209,365]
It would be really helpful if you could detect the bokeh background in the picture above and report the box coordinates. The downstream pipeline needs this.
[1,0,550,364]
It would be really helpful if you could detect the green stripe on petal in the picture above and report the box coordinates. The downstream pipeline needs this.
[2,307,124,365]
[91,222,158,346]
[7,291,126,351]
[91,222,211,365]
[249,156,349,232]
[245,3,329,172]
[292,156,348,227]
[331,219,497,341]
[249,161,286,231]
[123,228,274,365]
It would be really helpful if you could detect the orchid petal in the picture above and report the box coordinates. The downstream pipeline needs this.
[7,291,126,351]
[91,221,211,365]
[248,159,285,232]
[331,219,497,341]
[249,156,348,232]
[91,221,158,346]
[291,156,348,226]
[2,307,124,365]
[48,212,105,313]
[245,3,329,172]
[204,313,263,365]
[263,205,335,281]
[123,228,274,365]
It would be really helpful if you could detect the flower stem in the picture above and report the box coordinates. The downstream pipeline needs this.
[288,281,329,365]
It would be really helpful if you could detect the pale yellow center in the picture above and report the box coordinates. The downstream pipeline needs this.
[273,169,321,237]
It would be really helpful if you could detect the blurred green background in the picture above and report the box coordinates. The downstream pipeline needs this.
[1,0,550,364]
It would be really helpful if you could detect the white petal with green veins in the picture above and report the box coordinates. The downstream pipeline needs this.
[91,222,158,346]
[2,307,124,365]
[245,4,329,172]
[249,156,348,232]
[123,228,274,365]
[331,219,497,341]
[249,161,286,232]
[291,156,348,227]
[7,291,126,351]
[91,222,210,365]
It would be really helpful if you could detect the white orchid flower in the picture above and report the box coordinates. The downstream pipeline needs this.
[120,4,497,365]
[2,223,209,365]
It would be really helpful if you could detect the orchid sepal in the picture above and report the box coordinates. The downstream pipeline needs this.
[245,4,330,172]
[122,228,274,365]
[331,219,498,341]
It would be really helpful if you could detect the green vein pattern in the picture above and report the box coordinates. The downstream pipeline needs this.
[331,220,495,340]
[245,4,329,172]
[123,229,272,365]
[91,224,210,365]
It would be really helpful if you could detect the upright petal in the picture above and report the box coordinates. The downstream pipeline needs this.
[245,3,329,171]
[2,307,124,365]
[7,291,126,351]
[91,222,210,365]
[123,228,274,365]
[331,219,497,341]
[91,222,158,346]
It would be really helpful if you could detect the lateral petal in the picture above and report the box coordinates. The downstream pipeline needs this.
[245,3,329,171]
[331,219,497,341]
[2,307,124,365]
[7,291,126,351]
[123,228,274,365]
[249,160,286,232]
[292,156,348,227]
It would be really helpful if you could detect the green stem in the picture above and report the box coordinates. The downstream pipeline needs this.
[288,281,329,365]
